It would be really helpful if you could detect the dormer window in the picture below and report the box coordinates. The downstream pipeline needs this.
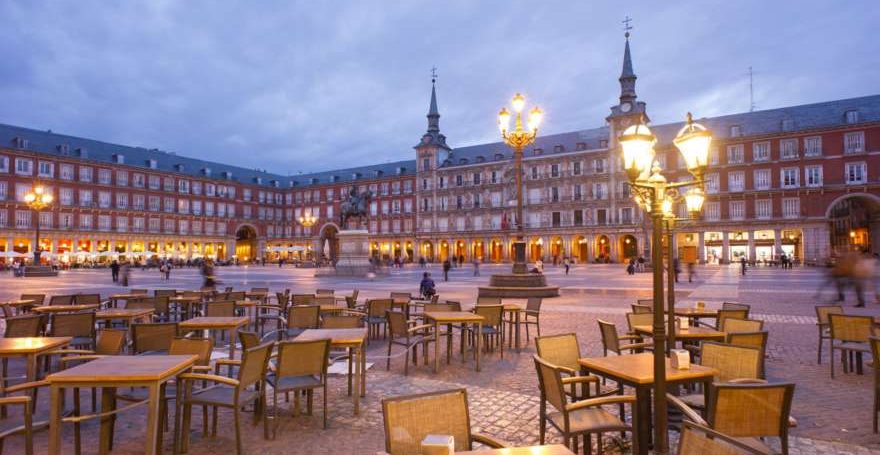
[532,148,543,156]
[202,167,211,176]
[458,158,468,165]
[254,177,263,185]
[271,180,280,188]
[599,140,608,148]
[113,154,124,164]
[553,145,564,153]
[57,144,70,155]
[397,167,406,175]
[13,137,29,149]
[373,170,383,178]
[846,110,860,124]
[475,156,485,163]
[76,147,88,158]
[352,172,361,180]
[729,125,742,137]
[147,159,157,169]
[310,177,319,184]
[222,171,233,180]
[781,119,794,132]
[494,153,505,161]
[331,175,339,182]
[174,164,185,173]
[576,142,587,151]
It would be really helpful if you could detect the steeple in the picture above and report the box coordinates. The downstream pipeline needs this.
[427,72,440,133]
[607,17,647,123]
[618,28,637,104]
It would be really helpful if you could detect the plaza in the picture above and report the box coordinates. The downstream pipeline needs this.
[1,263,879,454]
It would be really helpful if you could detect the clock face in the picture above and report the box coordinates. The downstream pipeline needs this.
[620,102,632,113]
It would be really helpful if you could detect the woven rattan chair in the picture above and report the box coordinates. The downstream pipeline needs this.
[204,301,235,317]
[48,329,128,413]
[386,311,435,375]
[678,342,763,409]
[4,315,43,337]
[829,313,873,378]
[292,294,316,306]
[631,304,653,314]
[598,319,652,355]
[476,296,501,305]
[154,289,177,298]
[469,304,504,358]
[344,289,360,310]
[722,302,751,315]
[314,295,336,308]
[713,309,749,331]
[366,299,393,339]
[815,305,844,364]
[381,389,505,455]
[123,297,158,318]
[316,289,335,296]
[534,355,636,454]
[256,293,290,339]
[626,312,654,339]
[0,381,50,455]
[871,336,880,433]
[267,339,332,432]
[676,420,766,455]
[280,305,320,339]
[721,318,764,335]
[321,313,365,329]
[535,333,602,400]
[73,294,102,306]
[131,322,178,354]
[130,289,149,295]
[176,341,273,455]
[727,331,769,378]
[522,297,543,340]
[19,294,45,313]
[48,295,74,306]
[669,382,796,455]
[50,312,96,349]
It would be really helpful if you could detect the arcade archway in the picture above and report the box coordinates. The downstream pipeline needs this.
[620,235,638,260]
[235,225,258,262]
[827,194,880,254]
[595,235,611,262]
[319,224,340,263]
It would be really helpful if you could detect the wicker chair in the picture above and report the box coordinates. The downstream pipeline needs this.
[727,331,769,378]
[722,302,751,315]
[321,313,365,329]
[130,289,149,295]
[386,311,435,375]
[713,309,749,331]
[49,312,96,349]
[316,289,335,296]
[625,312,654,339]
[829,313,873,378]
[871,336,880,433]
[366,299,393,339]
[280,305,320,339]
[154,289,177,298]
[176,341,273,455]
[469,305,504,358]
[19,294,45,313]
[4,315,43,337]
[204,301,235,317]
[669,382,796,455]
[124,297,158,317]
[598,319,652,356]
[381,389,506,455]
[535,333,603,400]
[477,296,501,305]
[631,304,653,314]
[0,381,50,455]
[676,420,766,455]
[73,294,102,306]
[267,339,332,432]
[314,295,336,308]
[534,355,636,454]
[131,322,178,354]
[678,342,763,409]
[292,294,316,306]
[344,289,360,310]
[48,295,74,306]
[256,293,290,339]
[721,318,764,334]
[815,305,844,364]
[522,297,543,340]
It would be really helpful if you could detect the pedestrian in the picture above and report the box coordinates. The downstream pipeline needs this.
[110,260,120,282]
[535,259,544,274]
[673,258,681,283]
[687,262,696,283]
[279,257,284,268]
[159,262,167,280]
[120,262,130,287]
[419,256,426,268]
[442,258,451,282]
[458,254,465,268]
[626,259,635,275]
[637,255,645,272]
[564,257,570,275]
[202,259,217,289]
[473,258,480,277]
[419,272,436,299]
[164,261,172,280]
[740,257,747,276]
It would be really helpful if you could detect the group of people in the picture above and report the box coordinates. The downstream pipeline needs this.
[828,251,878,307]
[109,260,131,286]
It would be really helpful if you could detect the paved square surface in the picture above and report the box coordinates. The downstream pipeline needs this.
[1,262,879,454]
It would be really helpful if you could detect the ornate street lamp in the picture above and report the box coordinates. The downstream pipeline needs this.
[497,93,543,273]
[619,112,712,454]
[23,182,53,265]
[298,212,318,228]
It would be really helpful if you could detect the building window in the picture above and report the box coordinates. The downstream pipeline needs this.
[593,183,607,200]
[36,161,53,178]
[752,142,770,162]
[15,158,32,175]
[15,210,31,228]
[729,201,745,220]
[98,191,111,208]
[620,207,633,224]
[729,125,742,137]
[115,193,128,209]
[78,190,92,207]
[490,171,498,183]
[116,170,128,186]
[79,214,92,229]
[60,164,74,180]
[530,167,538,179]
[0,156,8,173]
[755,199,772,219]
[79,166,93,182]
[846,162,867,184]
[709,147,720,165]
[59,188,73,206]
[781,168,799,188]
[39,212,52,228]
[422,158,430,171]
[116,216,128,232]
[550,164,559,177]
[846,110,860,124]
[844,131,865,154]
[754,169,771,190]
[573,185,582,201]
[98,215,111,231]
[551,212,561,228]
[804,136,822,157]
[780,139,798,160]
[551,187,559,202]
[593,159,607,174]
[727,145,744,164]
[727,171,744,192]
[98,169,112,185]
[573,210,583,226]
[0,181,6,200]
[782,198,800,218]
[455,175,463,187]
[473,173,481,185]
[805,165,823,187]
[705,173,720,194]
[705,201,720,221]
[573,161,582,175]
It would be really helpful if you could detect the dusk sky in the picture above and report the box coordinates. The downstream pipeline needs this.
[0,1,876,174]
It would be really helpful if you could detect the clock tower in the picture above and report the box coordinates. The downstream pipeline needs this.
[607,29,647,125]
[414,72,451,253]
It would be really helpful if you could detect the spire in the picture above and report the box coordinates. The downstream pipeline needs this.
[427,67,440,133]
[619,17,637,104]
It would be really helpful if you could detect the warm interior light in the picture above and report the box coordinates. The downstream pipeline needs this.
[661,198,674,217]
[511,93,525,113]
[619,122,656,180]
[673,113,712,178]
[685,187,705,216]
[528,106,543,132]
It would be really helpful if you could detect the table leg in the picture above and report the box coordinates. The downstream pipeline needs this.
[99,387,116,455]
[229,326,239,359]
[634,384,650,455]
[26,353,38,412]
[446,323,452,364]
[360,342,366,398]
[353,344,361,415]
[475,322,482,372]
[144,383,162,455]
[515,311,521,352]
[48,384,62,455]
[433,320,440,373]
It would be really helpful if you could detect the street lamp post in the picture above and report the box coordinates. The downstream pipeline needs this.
[23,182,53,265]
[620,113,711,454]
[497,93,543,273]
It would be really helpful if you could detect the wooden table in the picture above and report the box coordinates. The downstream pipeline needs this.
[95,308,155,327]
[47,354,197,455]
[578,353,717,455]
[0,336,71,383]
[31,304,99,314]
[424,311,484,373]
[457,445,574,455]
[0,299,35,315]
[245,291,268,303]
[179,317,249,358]
[632,325,726,344]
[296,328,368,414]
[673,307,719,326]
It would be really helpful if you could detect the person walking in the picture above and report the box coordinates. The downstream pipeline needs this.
[564,257,571,275]
[110,260,120,282]
[740,256,747,275]
[473,258,480,277]
[442,258,451,282]
[627,258,636,275]
[637,255,645,272]
[673,258,681,283]
[687,262,696,283]
[458,254,465,268]
[419,272,436,299]
[419,256,426,268]
[164,260,172,280]
[120,262,130,287]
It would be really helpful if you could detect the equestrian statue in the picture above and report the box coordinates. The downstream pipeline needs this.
[339,186,373,227]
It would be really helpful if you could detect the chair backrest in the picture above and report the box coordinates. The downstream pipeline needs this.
[169,337,215,366]
[526,297,542,312]
[535,333,581,372]
[74,294,101,306]
[424,303,458,313]
[727,331,769,378]
[182,291,203,300]
[238,331,261,351]
[4,315,44,337]
[708,382,795,439]
[20,294,46,306]
[154,289,177,297]
[721,318,764,334]
[315,295,336,306]
[386,310,410,338]
[368,299,394,318]
[50,312,96,338]
[473,305,502,327]
[226,291,246,301]
[382,389,474,455]
[316,289,335,296]
[287,305,321,329]
[224,286,234,293]
[130,289,149,295]
[716,309,749,330]
[322,315,364,328]
[677,421,766,455]
[205,301,235,317]
[626,312,654,333]
[131,322,178,353]
[276,292,291,309]
[95,329,128,355]
[476,296,501,306]
[872,337,880,385]
[125,297,156,311]
[390,292,411,305]
[275,339,331,378]
[443,300,463,311]
[238,341,274,389]
[631,304,653,314]
[153,295,171,316]
[721,302,751,315]
[637,299,654,306]
[597,319,621,354]
[292,294,316,306]
[533,355,568,413]
[49,295,75,306]
[700,342,761,382]
[815,304,844,325]
[250,287,269,293]
[829,314,874,343]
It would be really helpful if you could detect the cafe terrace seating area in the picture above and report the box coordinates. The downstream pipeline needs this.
[0,286,877,454]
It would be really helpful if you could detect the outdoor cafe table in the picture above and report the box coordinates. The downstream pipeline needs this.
[457,445,574,455]
[0,336,71,384]
[631,325,726,345]
[423,311,484,373]
[296,328,368,414]
[179,316,249,359]
[31,304,100,314]
[95,308,155,328]
[46,354,197,455]
[0,299,35,315]
[578,353,717,455]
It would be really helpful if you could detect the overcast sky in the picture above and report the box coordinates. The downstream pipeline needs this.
[0,1,876,174]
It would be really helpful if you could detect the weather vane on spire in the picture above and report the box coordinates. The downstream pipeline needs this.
[431,66,438,84]
[622,16,633,39]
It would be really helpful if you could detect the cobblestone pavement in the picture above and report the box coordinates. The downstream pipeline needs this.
[1,263,879,454]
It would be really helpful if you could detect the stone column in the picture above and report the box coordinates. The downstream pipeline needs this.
[747,231,756,261]
[586,235,595,263]
[697,231,706,264]
[609,235,619,262]
[721,232,730,264]
[773,228,782,260]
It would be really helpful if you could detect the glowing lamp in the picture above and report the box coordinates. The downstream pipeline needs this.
[511,93,525,113]
[619,121,656,182]
[673,113,712,179]
[685,187,705,216]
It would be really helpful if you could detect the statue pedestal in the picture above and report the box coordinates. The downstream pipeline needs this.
[319,229,374,277]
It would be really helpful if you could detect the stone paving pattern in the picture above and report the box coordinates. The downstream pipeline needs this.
[1,263,879,454]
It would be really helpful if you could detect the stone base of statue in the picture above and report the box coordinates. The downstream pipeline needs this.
[23,266,58,277]
[478,240,559,298]
[316,229,375,277]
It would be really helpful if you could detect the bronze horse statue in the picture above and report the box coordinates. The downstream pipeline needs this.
[340,187,373,227]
